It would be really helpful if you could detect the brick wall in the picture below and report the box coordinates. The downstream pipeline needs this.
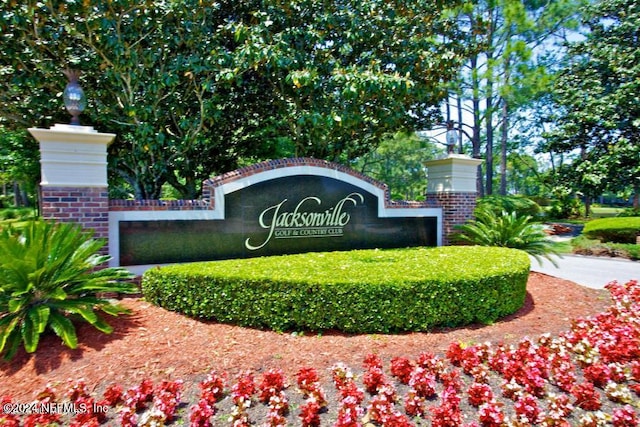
[113,158,435,213]
[426,192,477,245]
[109,199,211,211]
[41,186,110,253]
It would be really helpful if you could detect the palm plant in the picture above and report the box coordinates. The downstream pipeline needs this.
[0,221,137,360]
[454,206,561,267]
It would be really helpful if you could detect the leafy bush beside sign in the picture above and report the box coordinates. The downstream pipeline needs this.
[142,247,530,333]
[0,221,137,360]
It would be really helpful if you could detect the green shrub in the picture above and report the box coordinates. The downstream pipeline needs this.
[0,221,138,360]
[618,207,640,217]
[583,217,640,244]
[0,208,37,222]
[546,191,583,219]
[453,206,561,266]
[142,247,530,334]
[478,195,542,218]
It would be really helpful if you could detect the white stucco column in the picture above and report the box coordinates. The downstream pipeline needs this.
[424,154,483,194]
[28,124,115,187]
[28,124,116,254]
[424,154,483,245]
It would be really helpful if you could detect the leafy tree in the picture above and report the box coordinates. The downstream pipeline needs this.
[0,127,39,207]
[0,221,137,360]
[544,0,640,214]
[1,0,470,200]
[352,132,443,200]
[449,0,584,195]
[500,152,546,196]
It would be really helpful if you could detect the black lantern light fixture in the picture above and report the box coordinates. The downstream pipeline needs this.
[62,68,86,125]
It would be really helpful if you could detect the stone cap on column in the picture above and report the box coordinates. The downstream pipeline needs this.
[424,154,483,194]
[28,124,116,187]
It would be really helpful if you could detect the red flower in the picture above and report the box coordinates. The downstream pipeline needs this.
[390,357,414,384]
[189,399,216,427]
[467,382,493,407]
[583,363,612,388]
[363,366,387,394]
[571,382,602,411]
[363,353,383,370]
[66,378,90,403]
[299,400,322,427]
[514,393,541,424]
[297,367,320,389]
[478,401,504,427]
[446,342,465,366]
[102,383,124,407]
[258,368,287,403]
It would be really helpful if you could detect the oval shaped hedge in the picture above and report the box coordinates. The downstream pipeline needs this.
[583,217,640,244]
[141,246,530,333]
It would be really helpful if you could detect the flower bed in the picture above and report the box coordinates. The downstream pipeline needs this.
[2,279,638,426]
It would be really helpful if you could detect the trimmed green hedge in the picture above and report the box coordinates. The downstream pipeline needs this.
[583,217,640,244]
[142,246,530,334]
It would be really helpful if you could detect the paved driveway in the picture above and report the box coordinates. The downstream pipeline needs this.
[530,254,639,289]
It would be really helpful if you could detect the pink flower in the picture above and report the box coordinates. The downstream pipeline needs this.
[612,405,639,427]
[153,380,183,422]
[417,351,446,378]
[514,393,541,424]
[189,399,216,427]
[408,367,437,398]
[478,401,504,427]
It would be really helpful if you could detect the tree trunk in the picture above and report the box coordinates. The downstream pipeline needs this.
[13,182,20,207]
[500,100,509,195]
[584,196,591,218]
[457,95,464,154]
[485,48,495,196]
[470,54,484,196]
[485,92,494,196]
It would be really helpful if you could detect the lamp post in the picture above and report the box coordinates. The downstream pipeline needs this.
[62,69,86,125]
[445,120,458,155]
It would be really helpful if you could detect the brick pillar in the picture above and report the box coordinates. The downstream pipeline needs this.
[28,124,115,253]
[424,155,483,245]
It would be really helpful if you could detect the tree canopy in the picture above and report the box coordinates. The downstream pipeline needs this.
[1,0,470,199]
[450,0,586,195]
[545,0,640,211]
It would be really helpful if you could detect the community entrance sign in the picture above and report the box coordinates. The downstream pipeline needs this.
[112,159,442,266]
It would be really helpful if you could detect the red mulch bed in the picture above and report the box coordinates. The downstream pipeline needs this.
[0,272,611,401]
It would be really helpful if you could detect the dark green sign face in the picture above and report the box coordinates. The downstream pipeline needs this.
[118,175,438,265]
